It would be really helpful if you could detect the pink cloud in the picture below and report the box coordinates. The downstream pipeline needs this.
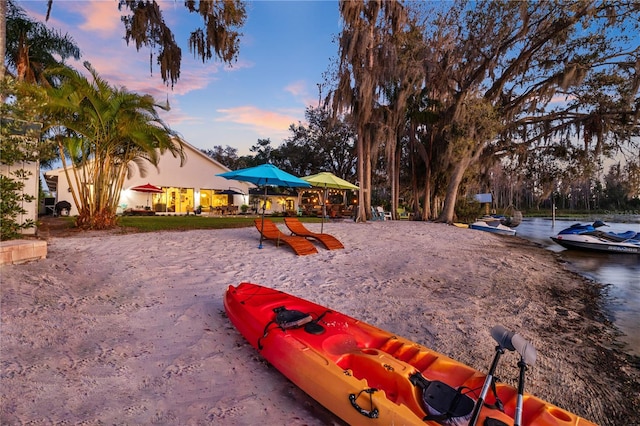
[549,94,576,104]
[223,58,254,72]
[89,52,220,99]
[215,106,298,133]
[285,80,306,97]
[36,1,217,98]
[23,1,240,101]
[285,80,324,108]
[77,1,122,35]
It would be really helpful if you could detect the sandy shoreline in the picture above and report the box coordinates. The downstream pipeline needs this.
[1,221,638,425]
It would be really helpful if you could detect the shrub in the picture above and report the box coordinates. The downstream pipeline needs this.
[1,119,40,240]
[454,198,482,223]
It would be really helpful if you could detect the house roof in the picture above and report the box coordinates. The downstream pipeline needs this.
[43,141,253,193]
[179,139,232,172]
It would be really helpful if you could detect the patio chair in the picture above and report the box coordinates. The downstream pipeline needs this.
[284,217,344,250]
[370,206,382,221]
[397,207,411,220]
[376,206,392,220]
[254,219,318,256]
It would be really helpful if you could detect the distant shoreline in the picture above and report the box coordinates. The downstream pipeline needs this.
[520,213,640,223]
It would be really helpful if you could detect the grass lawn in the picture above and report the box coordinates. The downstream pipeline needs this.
[38,215,328,235]
[44,210,627,235]
[117,215,324,233]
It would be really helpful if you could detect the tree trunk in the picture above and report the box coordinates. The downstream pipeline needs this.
[355,124,366,222]
[76,207,118,230]
[387,133,397,220]
[422,168,432,220]
[409,134,421,219]
[364,129,372,218]
[437,157,472,223]
[0,0,5,81]
[392,138,402,219]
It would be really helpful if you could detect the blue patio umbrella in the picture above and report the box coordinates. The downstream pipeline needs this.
[217,164,311,248]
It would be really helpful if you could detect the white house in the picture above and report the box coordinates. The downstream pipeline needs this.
[43,140,269,216]
[1,160,40,235]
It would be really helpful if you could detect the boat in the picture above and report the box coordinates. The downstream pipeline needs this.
[469,217,517,236]
[550,221,640,254]
[452,222,469,228]
[224,282,596,426]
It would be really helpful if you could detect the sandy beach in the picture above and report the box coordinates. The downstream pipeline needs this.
[1,220,638,425]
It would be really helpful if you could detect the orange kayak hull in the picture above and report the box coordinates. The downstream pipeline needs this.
[224,282,596,426]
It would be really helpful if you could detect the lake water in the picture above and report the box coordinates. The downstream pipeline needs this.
[514,217,640,357]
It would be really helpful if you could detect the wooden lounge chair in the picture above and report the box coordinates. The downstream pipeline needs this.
[283,217,344,250]
[254,219,318,256]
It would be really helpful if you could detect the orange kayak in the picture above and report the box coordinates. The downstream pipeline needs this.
[224,282,596,426]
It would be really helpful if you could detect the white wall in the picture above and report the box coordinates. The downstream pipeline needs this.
[1,161,40,235]
[45,141,252,216]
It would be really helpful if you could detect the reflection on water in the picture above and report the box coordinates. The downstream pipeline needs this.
[515,217,640,356]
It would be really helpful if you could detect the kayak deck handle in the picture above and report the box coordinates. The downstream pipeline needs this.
[349,388,379,419]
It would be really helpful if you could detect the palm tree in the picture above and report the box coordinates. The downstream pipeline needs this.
[4,0,80,85]
[2,0,245,88]
[43,62,185,229]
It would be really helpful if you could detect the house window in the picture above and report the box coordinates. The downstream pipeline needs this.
[200,190,214,212]
[251,196,271,212]
[212,194,228,207]
[162,187,194,213]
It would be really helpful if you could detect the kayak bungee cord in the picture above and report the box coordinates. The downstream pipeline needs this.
[257,306,331,349]
[348,388,380,419]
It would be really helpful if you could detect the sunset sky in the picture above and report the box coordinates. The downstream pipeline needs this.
[19,0,341,156]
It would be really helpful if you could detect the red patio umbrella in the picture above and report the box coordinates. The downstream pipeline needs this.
[131,183,163,207]
[131,183,163,193]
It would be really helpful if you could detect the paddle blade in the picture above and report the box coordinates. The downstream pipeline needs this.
[512,333,537,366]
[491,325,516,351]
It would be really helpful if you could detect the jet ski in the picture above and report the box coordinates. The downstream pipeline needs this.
[469,218,517,236]
[550,221,640,254]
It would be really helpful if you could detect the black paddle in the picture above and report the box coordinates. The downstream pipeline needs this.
[511,333,537,426]
[468,325,516,426]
